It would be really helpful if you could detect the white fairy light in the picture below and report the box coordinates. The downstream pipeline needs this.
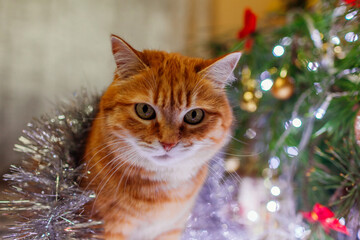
[266,200,280,212]
[314,82,323,94]
[330,36,340,45]
[345,32,359,42]
[245,128,257,139]
[270,186,281,196]
[307,61,319,71]
[269,157,280,169]
[294,226,306,238]
[260,78,273,91]
[310,29,322,48]
[286,146,298,157]
[339,217,346,225]
[315,109,326,119]
[315,95,333,120]
[273,45,285,57]
[225,157,240,172]
[281,37,292,46]
[247,210,259,222]
[292,118,302,128]
[345,10,358,20]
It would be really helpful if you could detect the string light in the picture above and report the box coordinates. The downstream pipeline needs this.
[345,10,358,20]
[266,200,280,212]
[345,32,359,42]
[269,157,280,169]
[284,121,291,130]
[225,157,240,172]
[315,108,326,119]
[314,95,333,119]
[292,118,302,128]
[314,82,323,94]
[286,146,298,157]
[260,79,273,91]
[339,217,346,225]
[247,210,259,222]
[273,45,285,57]
[307,62,319,71]
[294,226,306,238]
[281,37,292,46]
[245,128,257,139]
[270,186,281,196]
[330,36,340,45]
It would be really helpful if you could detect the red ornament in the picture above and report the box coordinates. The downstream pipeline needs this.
[237,8,257,51]
[302,203,349,235]
[343,0,360,7]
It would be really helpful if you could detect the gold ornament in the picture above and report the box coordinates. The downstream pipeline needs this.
[239,67,261,112]
[271,76,295,100]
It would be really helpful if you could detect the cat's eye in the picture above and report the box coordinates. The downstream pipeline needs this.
[184,109,204,125]
[135,103,156,120]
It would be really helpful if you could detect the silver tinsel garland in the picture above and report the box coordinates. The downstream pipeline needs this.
[1,90,245,239]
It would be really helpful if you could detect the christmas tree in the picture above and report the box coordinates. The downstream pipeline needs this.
[216,0,360,239]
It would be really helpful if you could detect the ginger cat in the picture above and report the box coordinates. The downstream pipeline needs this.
[82,34,241,240]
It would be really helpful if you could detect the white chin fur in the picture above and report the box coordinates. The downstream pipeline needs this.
[115,135,227,183]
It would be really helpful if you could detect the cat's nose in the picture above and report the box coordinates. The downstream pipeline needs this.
[160,142,177,152]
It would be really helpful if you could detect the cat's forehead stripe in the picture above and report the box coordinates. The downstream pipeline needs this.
[152,59,195,110]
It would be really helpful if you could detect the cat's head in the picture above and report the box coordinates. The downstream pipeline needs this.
[100,35,240,170]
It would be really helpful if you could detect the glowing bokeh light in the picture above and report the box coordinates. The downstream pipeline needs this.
[292,118,302,128]
[247,210,259,222]
[269,157,280,169]
[270,186,281,196]
[273,45,285,57]
[286,146,298,157]
[266,200,280,212]
[260,78,273,91]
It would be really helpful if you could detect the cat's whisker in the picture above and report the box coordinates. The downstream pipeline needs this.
[213,156,243,184]
[110,155,139,210]
[227,134,248,145]
[207,158,242,185]
[84,150,136,191]
[84,142,131,173]
[82,137,124,165]
[110,166,138,212]
[91,154,135,212]
[95,153,133,195]
[114,151,138,197]
[199,165,217,194]
[218,151,262,158]
[81,135,114,160]
[123,160,138,192]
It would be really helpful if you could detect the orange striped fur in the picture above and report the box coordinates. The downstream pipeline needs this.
[82,35,241,239]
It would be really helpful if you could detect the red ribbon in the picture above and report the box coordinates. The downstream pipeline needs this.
[237,8,257,51]
[343,0,360,7]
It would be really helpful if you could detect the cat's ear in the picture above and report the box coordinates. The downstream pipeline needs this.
[199,52,241,88]
[110,34,148,78]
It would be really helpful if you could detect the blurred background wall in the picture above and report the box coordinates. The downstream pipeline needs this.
[0,0,280,175]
